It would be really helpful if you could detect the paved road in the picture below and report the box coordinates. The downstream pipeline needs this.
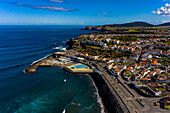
[82,60,170,113]
[63,49,170,113]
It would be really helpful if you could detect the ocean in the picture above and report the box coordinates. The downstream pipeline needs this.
[0,25,102,113]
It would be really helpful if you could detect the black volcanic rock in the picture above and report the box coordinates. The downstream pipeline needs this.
[84,26,94,30]
[80,28,85,30]
[81,26,102,30]
[66,39,75,49]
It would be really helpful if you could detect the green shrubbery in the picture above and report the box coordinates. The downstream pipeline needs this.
[77,45,130,58]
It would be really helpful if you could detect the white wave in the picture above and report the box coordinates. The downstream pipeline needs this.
[23,69,26,74]
[53,46,63,50]
[88,75,105,113]
[23,54,52,74]
[53,45,64,49]
[53,46,67,51]
[31,54,51,65]
[62,109,66,113]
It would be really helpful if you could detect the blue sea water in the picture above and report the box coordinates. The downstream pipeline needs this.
[0,25,102,113]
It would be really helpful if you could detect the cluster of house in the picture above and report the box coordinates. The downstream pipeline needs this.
[84,33,169,39]
[143,29,170,33]
[79,34,170,97]
[85,37,141,51]
[104,38,169,97]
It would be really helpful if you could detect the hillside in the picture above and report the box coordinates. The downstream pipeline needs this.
[156,22,170,27]
[104,22,154,27]
[81,21,170,31]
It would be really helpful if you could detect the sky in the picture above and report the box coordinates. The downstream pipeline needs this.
[0,0,169,25]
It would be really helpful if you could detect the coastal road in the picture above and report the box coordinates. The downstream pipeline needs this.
[63,49,169,113]
[81,60,132,112]
[89,61,155,113]
[87,61,134,113]
[66,51,143,112]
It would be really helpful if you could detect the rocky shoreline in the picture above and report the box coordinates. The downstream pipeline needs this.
[89,73,123,113]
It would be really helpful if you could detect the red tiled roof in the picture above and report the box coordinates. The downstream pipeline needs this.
[141,78,150,80]
[133,63,138,66]
[150,71,154,74]
[115,68,121,72]
[127,66,132,70]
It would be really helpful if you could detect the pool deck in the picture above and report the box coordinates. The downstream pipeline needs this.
[24,50,93,74]
[64,63,93,74]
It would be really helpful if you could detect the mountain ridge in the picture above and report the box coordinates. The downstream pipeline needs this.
[81,21,170,30]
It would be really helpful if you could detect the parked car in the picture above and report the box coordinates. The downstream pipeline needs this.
[153,102,158,106]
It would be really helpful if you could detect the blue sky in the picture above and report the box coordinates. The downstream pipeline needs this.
[0,0,169,25]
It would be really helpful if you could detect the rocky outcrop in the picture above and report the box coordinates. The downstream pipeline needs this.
[82,26,94,30]
[25,68,37,74]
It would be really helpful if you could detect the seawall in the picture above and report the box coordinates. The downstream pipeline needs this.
[24,54,52,74]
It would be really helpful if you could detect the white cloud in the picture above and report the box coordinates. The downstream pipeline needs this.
[16,3,78,12]
[161,20,170,23]
[152,3,170,16]
[95,12,111,17]
[95,14,111,17]
[49,0,64,3]
[102,12,111,14]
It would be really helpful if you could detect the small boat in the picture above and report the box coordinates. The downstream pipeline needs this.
[64,79,66,82]
[71,103,81,106]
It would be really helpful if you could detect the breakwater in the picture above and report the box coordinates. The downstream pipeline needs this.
[24,54,52,74]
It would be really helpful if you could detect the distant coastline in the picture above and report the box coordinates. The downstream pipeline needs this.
[80,21,170,31]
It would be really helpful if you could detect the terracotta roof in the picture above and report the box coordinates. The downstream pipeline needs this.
[141,78,150,80]
[127,66,132,70]
[157,77,166,80]
[115,68,121,72]
[147,75,151,78]
[133,63,138,66]
[150,71,155,75]
[152,60,157,65]
[84,52,88,54]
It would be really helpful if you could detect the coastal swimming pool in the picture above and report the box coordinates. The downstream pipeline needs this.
[70,64,89,69]
[74,64,88,68]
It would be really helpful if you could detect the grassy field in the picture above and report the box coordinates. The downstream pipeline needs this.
[165,105,170,110]
[86,45,101,50]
